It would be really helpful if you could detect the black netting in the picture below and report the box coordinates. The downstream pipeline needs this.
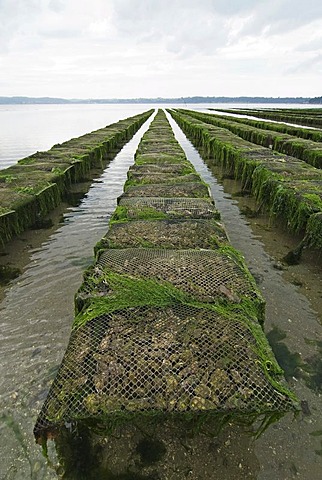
[126,172,202,185]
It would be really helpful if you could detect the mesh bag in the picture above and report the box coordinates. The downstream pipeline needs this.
[126,172,202,185]
[135,153,187,164]
[128,163,195,175]
[76,248,265,323]
[113,197,220,221]
[34,304,296,441]
[121,182,211,199]
[95,219,228,251]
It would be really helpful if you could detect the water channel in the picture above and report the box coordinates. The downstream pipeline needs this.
[0,107,321,479]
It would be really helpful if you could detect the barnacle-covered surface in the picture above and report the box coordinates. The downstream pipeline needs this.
[125,171,201,186]
[121,181,210,198]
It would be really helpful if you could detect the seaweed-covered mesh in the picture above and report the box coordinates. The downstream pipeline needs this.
[96,219,228,250]
[34,304,295,440]
[126,172,202,185]
[138,141,183,151]
[121,182,210,199]
[79,248,264,318]
[135,153,187,164]
[250,153,322,179]
[129,163,194,175]
[115,197,220,220]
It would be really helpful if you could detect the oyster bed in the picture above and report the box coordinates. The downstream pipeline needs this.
[41,305,294,426]
[34,109,298,445]
[95,218,228,251]
[170,109,322,249]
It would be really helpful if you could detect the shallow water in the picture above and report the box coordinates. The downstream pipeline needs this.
[0,105,321,479]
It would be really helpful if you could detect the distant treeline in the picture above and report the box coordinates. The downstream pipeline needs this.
[309,97,322,104]
[0,96,313,105]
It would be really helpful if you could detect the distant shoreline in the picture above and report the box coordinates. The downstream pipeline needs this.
[0,95,316,105]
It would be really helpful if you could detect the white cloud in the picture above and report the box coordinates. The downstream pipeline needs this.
[0,0,322,98]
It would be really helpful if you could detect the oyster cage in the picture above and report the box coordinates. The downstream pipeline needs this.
[113,197,220,221]
[121,182,211,199]
[128,163,194,175]
[76,248,265,323]
[95,218,228,251]
[34,304,296,441]
[126,172,201,185]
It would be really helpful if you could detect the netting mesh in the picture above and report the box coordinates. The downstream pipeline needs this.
[121,182,210,198]
[34,304,295,439]
[77,248,264,319]
[135,153,187,164]
[95,219,228,251]
[128,163,194,175]
[113,197,220,220]
[126,172,202,185]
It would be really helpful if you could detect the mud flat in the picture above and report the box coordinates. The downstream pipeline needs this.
[0,110,153,246]
[34,110,297,479]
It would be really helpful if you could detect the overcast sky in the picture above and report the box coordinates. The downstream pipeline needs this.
[0,0,321,99]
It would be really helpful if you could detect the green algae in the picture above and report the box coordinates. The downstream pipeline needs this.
[111,205,169,223]
[0,264,21,285]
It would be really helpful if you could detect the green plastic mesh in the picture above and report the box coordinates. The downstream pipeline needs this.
[95,219,228,251]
